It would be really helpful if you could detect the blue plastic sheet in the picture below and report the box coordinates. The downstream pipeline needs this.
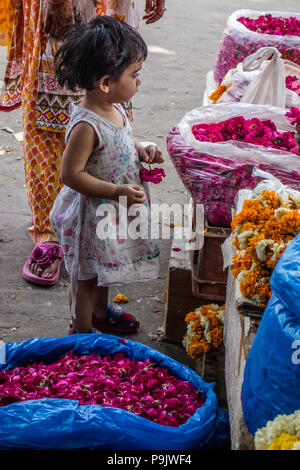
[0,334,229,450]
[241,234,300,435]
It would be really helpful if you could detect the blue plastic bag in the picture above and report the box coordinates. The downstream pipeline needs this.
[241,234,300,435]
[0,334,228,450]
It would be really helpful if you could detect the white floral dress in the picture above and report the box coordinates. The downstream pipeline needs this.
[50,104,160,294]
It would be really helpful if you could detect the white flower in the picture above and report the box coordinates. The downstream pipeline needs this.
[274,207,291,221]
[210,304,221,311]
[182,335,188,350]
[237,269,249,284]
[216,310,224,325]
[291,194,300,209]
[237,229,255,249]
[233,223,242,236]
[255,410,300,450]
[255,239,274,262]
[277,192,290,208]
[251,293,265,304]
[204,330,212,344]
[271,242,286,262]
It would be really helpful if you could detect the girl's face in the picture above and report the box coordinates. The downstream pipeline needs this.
[109,59,144,103]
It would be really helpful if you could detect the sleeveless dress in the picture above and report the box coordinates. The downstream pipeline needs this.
[50,104,160,294]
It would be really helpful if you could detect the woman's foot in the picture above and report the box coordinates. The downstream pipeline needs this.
[29,257,60,279]
[23,243,64,286]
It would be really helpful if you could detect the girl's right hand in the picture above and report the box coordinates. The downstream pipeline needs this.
[115,184,146,206]
[42,0,74,39]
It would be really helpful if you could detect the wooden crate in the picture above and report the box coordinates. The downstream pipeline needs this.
[190,213,231,301]
[163,239,224,343]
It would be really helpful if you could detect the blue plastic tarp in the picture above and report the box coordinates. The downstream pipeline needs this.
[241,234,300,435]
[0,334,229,450]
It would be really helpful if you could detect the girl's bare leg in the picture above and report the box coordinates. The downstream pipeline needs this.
[93,285,109,319]
[69,278,97,333]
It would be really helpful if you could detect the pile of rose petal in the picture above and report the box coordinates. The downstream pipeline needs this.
[238,14,300,36]
[191,116,297,154]
[0,351,204,427]
[140,167,166,184]
[286,107,300,125]
[286,76,300,96]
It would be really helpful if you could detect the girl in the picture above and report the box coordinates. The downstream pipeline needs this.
[50,15,164,334]
[0,0,166,286]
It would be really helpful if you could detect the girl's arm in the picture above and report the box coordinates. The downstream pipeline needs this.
[62,122,146,204]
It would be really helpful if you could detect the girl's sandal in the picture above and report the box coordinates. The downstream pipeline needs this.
[92,302,139,333]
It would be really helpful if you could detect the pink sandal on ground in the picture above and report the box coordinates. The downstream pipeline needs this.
[23,243,64,286]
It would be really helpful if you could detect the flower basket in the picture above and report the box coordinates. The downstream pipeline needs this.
[190,211,230,300]
[214,10,300,85]
[0,334,229,450]
[167,103,300,227]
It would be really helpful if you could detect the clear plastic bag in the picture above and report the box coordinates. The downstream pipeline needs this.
[167,103,300,227]
[210,48,300,108]
[214,9,300,84]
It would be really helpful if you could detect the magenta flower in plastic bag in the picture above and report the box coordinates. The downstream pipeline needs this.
[286,107,300,125]
[0,351,205,427]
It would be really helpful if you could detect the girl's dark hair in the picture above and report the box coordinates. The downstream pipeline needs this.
[55,15,147,91]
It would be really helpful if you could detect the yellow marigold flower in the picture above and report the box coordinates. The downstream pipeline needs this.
[183,304,225,358]
[113,294,129,303]
[209,84,230,103]
[231,189,300,306]
[267,433,300,450]
[260,190,281,209]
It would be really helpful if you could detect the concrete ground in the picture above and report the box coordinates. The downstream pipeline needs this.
[0,0,299,376]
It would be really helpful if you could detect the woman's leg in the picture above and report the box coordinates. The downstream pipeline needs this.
[21,0,65,279]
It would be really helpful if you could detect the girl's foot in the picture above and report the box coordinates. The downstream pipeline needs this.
[92,302,139,333]
[68,325,101,335]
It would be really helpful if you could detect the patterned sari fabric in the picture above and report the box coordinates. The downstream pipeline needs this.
[0,0,141,244]
[0,0,15,46]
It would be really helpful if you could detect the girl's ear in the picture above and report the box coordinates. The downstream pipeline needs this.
[98,75,111,93]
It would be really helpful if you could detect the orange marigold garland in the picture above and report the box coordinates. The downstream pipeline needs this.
[183,304,225,359]
[232,186,300,307]
[209,83,232,103]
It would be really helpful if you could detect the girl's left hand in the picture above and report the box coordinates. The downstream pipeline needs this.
[139,145,164,164]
